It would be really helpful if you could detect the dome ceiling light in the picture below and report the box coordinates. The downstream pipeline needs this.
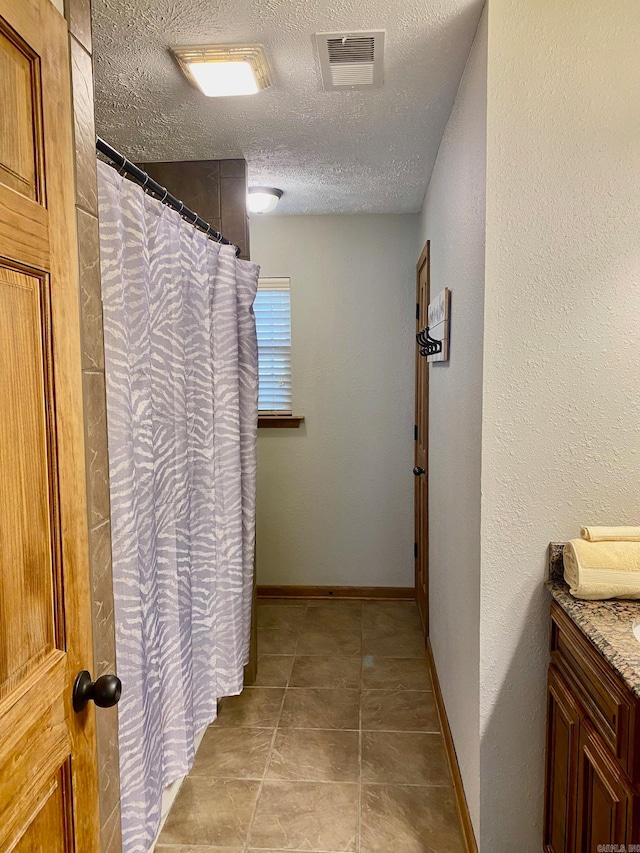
[247,187,283,214]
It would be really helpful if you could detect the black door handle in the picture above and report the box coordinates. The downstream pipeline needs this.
[413,467,425,476]
[73,670,122,712]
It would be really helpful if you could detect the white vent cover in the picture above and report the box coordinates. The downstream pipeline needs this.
[314,30,385,91]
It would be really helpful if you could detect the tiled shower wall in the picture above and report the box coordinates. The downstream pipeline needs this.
[140,159,251,259]
[63,1,122,850]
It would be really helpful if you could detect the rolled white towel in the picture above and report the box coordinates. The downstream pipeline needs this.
[564,539,640,600]
[580,526,640,542]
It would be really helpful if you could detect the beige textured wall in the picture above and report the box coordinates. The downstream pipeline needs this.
[62,0,122,849]
[417,7,487,835]
[251,213,419,588]
[481,0,640,848]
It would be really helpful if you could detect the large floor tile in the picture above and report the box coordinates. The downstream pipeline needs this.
[306,599,363,612]
[362,626,425,658]
[361,656,432,690]
[258,604,307,629]
[362,601,423,632]
[302,602,363,631]
[249,781,358,851]
[280,688,360,730]
[360,784,465,853]
[258,628,300,655]
[296,627,362,657]
[360,690,440,732]
[156,848,242,852]
[214,688,284,728]
[158,778,259,847]
[267,729,359,782]
[190,727,273,779]
[361,731,450,785]
[290,655,361,689]
[254,655,294,687]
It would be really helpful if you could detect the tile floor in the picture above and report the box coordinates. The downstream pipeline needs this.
[156,599,465,853]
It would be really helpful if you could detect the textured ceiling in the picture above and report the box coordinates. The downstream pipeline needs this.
[92,0,484,215]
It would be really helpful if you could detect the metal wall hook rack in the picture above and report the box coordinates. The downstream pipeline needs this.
[416,326,442,357]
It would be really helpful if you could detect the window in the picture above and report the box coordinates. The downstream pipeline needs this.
[254,277,292,413]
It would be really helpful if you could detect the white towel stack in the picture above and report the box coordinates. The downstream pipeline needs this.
[563,527,640,600]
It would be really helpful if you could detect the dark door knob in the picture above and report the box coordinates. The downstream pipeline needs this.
[73,670,122,712]
[413,467,425,476]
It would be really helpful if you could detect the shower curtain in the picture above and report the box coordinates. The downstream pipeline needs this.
[97,160,259,853]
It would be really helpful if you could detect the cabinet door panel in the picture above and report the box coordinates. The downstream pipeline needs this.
[545,665,581,853]
[576,724,631,852]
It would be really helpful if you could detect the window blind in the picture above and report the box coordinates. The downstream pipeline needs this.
[254,277,292,412]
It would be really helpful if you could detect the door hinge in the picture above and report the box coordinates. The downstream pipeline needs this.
[415,302,420,320]
[414,424,418,442]
[414,542,418,559]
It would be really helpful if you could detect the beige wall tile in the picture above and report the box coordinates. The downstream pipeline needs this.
[101,801,122,853]
[82,371,111,525]
[96,704,121,828]
[70,37,98,214]
[90,520,116,672]
[65,0,92,52]
[77,209,104,370]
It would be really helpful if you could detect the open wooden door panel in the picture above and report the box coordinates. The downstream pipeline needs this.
[0,0,100,849]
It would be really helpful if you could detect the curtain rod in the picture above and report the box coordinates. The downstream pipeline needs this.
[96,137,241,256]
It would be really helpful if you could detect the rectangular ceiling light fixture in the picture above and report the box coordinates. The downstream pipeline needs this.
[171,44,272,97]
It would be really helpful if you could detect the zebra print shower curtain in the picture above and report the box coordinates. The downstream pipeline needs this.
[97,160,259,853]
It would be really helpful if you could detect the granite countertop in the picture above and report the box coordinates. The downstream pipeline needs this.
[547,542,640,700]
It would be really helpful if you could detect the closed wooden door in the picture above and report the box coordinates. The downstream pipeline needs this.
[0,0,100,850]
[544,665,580,853]
[576,723,631,851]
[414,242,429,634]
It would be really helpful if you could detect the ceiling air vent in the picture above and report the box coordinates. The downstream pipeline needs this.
[314,30,385,91]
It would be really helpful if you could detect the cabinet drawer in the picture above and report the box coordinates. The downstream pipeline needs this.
[551,603,632,775]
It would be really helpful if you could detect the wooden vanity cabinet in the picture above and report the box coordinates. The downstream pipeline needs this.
[544,601,640,851]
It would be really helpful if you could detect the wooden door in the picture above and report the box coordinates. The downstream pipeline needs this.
[576,723,631,852]
[0,0,100,850]
[414,242,429,634]
[544,665,581,853]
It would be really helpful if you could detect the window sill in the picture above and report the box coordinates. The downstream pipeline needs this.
[258,414,305,429]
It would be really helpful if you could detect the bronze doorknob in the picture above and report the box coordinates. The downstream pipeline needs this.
[413,467,425,476]
[73,670,122,712]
